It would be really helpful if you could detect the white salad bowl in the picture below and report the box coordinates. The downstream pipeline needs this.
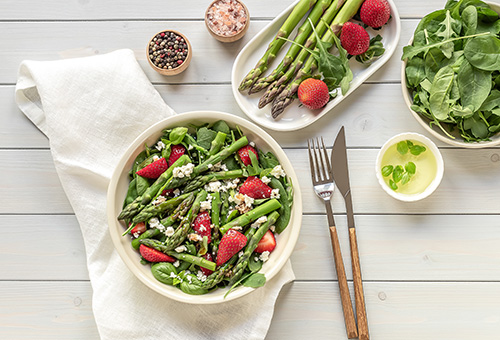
[375,132,444,202]
[401,1,500,148]
[107,111,302,304]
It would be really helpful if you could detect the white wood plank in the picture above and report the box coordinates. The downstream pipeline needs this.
[3,214,500,281]
[0,0,455,21]
[0,281,99,340]
[2,148,498,214]
[1,280,499,339]
[3,83,493,149]
[0,19,418,84]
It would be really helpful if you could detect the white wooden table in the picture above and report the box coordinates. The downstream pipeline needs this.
[1,0,500,339]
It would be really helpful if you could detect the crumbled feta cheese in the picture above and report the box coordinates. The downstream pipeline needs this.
[152,155,161,161]
[197,270,207,282]
[206,180,222,193]
[173,163,195,178]
[175,245,187,253]
[238,251,244,257]
[186,275,193,284]
[164,226,175,237]
[259,251,270,262]
[250,141,256,147]
[198,225,207,232]
[173,260,180,268]
[188,233,203,242]
[251,216,267,229]
[232,226,243,231]
[261,176,271,184]
[132,232,140,238]
[254,256,259,261]
[152,195,166,206]
[149,218,165,232]
[173,188,181,197]
[200,200,212,211]
[270,165,286,178]
[188,144,194,150]
[211,162,228,172]
[208,164,213,169]
[155,141,166,151]
[271,188,280,199]
[233,193,254,214]
[170,272,177,278]
[270,225,276,232]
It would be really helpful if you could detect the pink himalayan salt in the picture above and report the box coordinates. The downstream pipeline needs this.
[207,0,247,37]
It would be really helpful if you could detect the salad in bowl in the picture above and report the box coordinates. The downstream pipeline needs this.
[107,111,301,304]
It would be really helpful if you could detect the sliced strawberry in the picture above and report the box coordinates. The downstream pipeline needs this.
[254,230,276,253]
[161,188,175,196]
[239,176,272,199]
[193,211,212,244]
[139,244,176,263]
[200,253,214,276]
[131,222,146,236]
[237,145,258,166]
[216,229,247,266]
[136,157,168,179]
[168,144,186,167]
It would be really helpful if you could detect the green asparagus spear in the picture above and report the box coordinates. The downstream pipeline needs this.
[183,170,244,193]
[202,254,239,289]
[167,251,217,272]
[209,131,227,155]
[131,192,194,224]
[219,199,282,234]
[131,228,161,250]
[249,0,336,94]
[118,154,191,220]
[238,0,318,91]
[229,211,280,285]
[271,0,364,118]
[164,190,208,250]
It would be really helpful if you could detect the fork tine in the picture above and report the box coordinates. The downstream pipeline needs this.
[312,138,323,181]
[307,139,317,184]
[320,137,332,179]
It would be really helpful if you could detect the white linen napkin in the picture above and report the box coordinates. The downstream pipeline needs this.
[15,49,294,340]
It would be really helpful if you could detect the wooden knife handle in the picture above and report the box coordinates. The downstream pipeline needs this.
[349,227,369,340]
[329,226,358,339]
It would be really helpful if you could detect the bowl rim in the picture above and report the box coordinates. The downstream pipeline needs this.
[400,1,500,148]
[375,132,444,202]
[106,110,302,304]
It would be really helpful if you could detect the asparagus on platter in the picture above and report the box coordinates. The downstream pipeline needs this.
[238,0,318,91]
[248,0,336,95]
[253,0,345,99]
[271,0,365,118]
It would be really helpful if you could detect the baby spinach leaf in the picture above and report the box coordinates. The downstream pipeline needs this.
[462,5,478,36]
[406,56,426,87]
[429,66,455,120]
[243,273,267,288]
[451,104,474,118]
[196,127,217,150]
[464,35,500,71]
[355,35,386,65]
[480,90,500,111]
[211,120,231,135]
[248,255,263,273]
[169,127,188,145]
[457,60,491,111]
[468,115,489,138]
[477,6,499,22]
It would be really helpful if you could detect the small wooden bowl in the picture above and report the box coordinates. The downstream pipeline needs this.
[205,0,250,43]
[147,30,192,76]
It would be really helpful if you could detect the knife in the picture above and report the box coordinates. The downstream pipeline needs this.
[331,126,369,340]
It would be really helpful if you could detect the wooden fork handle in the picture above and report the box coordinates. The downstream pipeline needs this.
[349,227,369,340]
[329,226,358,339]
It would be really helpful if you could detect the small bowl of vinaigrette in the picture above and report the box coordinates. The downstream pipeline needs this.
[376,133,444,202]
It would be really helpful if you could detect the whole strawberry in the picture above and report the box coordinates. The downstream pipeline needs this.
[237,145,258,166]
[216,229,247,266]
[239,176,272,199]
[360,0,391,28]
[298,78,330,110]
[168,144,186,167]
[193,211,212,244]
[139,244,176,263]
[340,22,370,56]
[136,157,169,179]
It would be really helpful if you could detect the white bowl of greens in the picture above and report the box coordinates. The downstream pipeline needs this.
[401,0,500,147]
[107,111,301,304]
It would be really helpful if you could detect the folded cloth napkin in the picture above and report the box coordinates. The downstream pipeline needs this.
[15,49,294,340]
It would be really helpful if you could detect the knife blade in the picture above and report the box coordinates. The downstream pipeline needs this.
[331,126,370,340]
[331,126,355,228]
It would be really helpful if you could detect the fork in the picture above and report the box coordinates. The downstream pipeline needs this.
[308,137,358,339]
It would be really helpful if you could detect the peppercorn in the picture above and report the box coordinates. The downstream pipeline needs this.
[148,30,189,71]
